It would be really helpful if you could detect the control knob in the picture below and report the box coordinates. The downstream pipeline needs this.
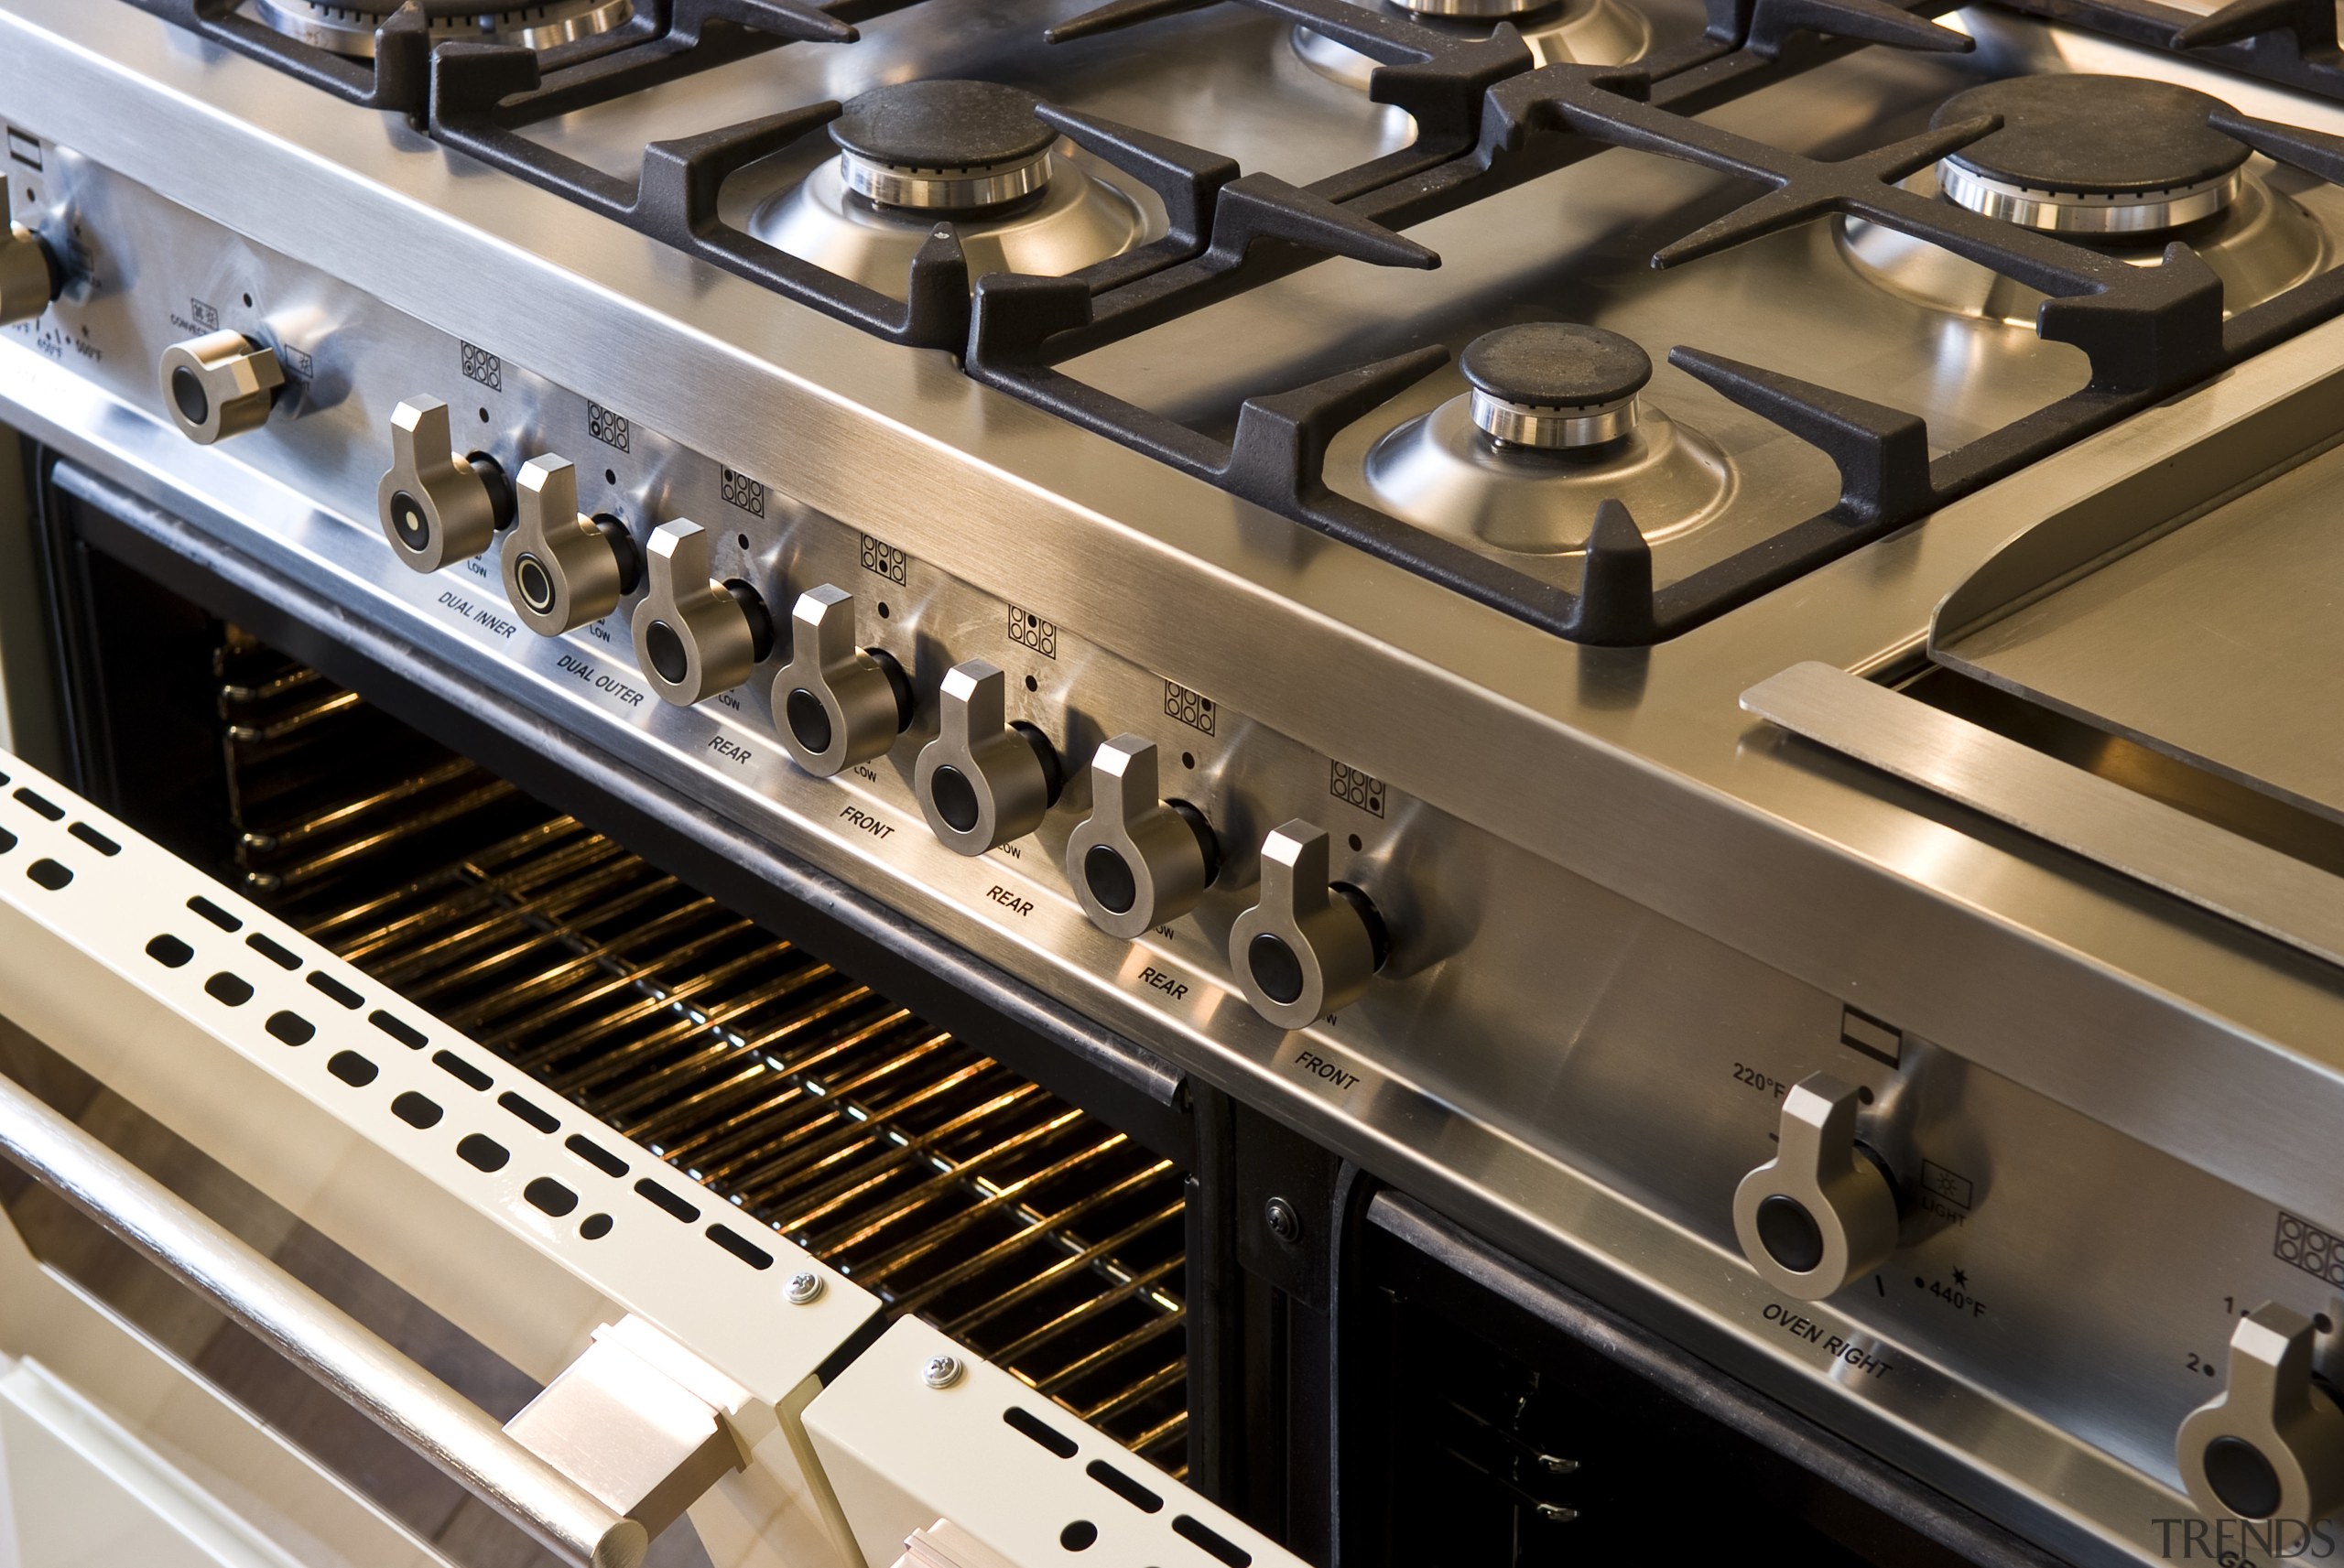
[376,397,514,572]
[0,177,59,327]
[1065,736,1219,939]
[913,660,1061,856]
[629,520,771,707]
[2177,1303,2344,1526]
[158,330,285,446]
[1227,823,1386,1030]
[1731,1073,1899,1300]
[774,586,912,776]
[502,456,640,636]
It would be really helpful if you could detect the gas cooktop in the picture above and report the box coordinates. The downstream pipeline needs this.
[117,0,2344,645]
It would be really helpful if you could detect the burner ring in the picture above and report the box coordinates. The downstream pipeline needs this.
[247,0,635,58]
[1932,75,2250,236]
[830,81,1057,213]
[1392,0,1549,15]
[1461,323,1652,450]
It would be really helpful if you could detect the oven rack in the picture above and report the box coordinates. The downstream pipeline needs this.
[212,637,1193,1474]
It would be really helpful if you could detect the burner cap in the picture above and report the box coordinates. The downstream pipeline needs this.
[1932,76,2249,235]
[1460,324,1651,449]
[830,81,1057,211]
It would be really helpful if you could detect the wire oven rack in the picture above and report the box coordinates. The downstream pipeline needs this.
[209,630,1192,1474]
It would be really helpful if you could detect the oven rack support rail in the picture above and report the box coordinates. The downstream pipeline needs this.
[119,0,2344,648]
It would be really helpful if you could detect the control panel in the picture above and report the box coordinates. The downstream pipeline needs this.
[15,122,2344,1565]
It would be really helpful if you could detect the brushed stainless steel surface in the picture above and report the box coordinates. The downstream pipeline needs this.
[1741,661,2344,970]
[2176,1305,2344,1528]
[1937,438,2344,833]
[0,1069,650,1568]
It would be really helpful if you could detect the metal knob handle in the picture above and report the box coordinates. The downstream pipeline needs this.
[629,521,771,707]
[377,397,515,573]
[1227,823,1385,1030]
[158,330,285,446]
[774,587,911,776]
[1065,736,1219,939]
[2178,1304,2344,1526]
[1731,1073,1899,1301]
[913,660,1061,856]
[0,176,59,327]
[503,456,640,636]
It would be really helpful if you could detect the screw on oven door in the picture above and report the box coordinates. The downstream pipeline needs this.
[1730,1074,1900,1302]
[913,660,1062,856]
[503,455,640,636]
[1065,735,1220,940]
[1227,822,1389,1031]
[628,520,773,707]
[773,586,912,777]
[1264,1196,1303,1245]
[2177,1303,2344,1528]
[158,330,286,446]
[0,176,60,328]
[375,396,515,573]
[922,1353,963,1389]
[784,1271,824,1304]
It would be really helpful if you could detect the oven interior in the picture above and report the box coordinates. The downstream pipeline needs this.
[11,451,2069,1568]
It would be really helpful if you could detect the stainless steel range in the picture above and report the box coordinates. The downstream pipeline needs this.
[5,0,2344,1563]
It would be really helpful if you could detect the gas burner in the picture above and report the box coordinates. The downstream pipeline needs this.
[1841,75,2330,324]
[751,81,1149,296]
[246,0,635,58]
[1292,0,1648,92]
[1932,77,2249,236]
[1362,325,1731,556]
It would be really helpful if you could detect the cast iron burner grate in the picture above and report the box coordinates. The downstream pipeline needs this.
[116,0,2344,645]
[208,631,1194,1474]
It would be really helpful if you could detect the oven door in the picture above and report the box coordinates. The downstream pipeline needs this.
[0,746,1298,1568]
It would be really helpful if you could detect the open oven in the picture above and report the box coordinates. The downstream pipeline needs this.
[0,443,2074,1567]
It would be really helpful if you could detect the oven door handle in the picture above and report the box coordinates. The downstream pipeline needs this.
[0,1070,650,1568]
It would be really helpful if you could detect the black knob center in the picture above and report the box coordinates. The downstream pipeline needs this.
[1249,932,1307,1006]
[930,764,982,833]
[1755,1195,1826,1273]
[786,687,834,755]
[170,364,211,427]
[1084,844,1138,914]
[388,491,432,553]
[644,620,689,685]
[514,553,557,613]
[2204,1436,2284,1520]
